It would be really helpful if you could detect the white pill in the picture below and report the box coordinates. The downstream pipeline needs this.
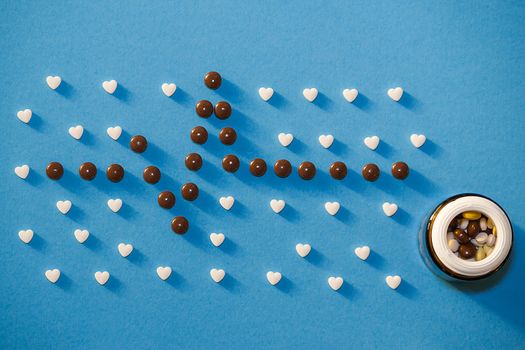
[475,232,488,245]
[447,232,454,241]
[470,239,482,247]
[448,239,459,252]
[486,234,496,247]
[459,219,469,230]
[480,217,487,231]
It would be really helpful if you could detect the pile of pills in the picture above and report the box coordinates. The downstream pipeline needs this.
[447,211,497,261]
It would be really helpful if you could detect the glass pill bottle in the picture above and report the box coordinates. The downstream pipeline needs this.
[419,194,513,281]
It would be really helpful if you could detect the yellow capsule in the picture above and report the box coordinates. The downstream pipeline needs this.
[475,248,486,261]
[493,225,497,235]
[487,218,495,229]
[462,211,482,220]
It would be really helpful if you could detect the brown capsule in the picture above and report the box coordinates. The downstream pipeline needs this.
[181,182,199,201]
[329,161,347,180]
[158,191,176,209]
[204,71,222,89]
[195,100,213,118]
[391,161,409,180]
[185,153,203,171]
[46,162,64,180]
[453,228,470,244]
[190,126,208,144]
[274,159,292,178]
[222,154,240,173]
[214,101,232,120]
[130,135,148,153]
[171,216,189,234]
[467,220,481,237]
[219,127,236,145]
[249,158,267,177]
[106,164,125,182]
[143,165,161,184]
[298,161,316,180]
[79,162,97,181]
[362,163,380,182]
[458,242,477,259]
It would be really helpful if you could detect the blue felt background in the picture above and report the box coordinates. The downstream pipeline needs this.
[1,1,524,349]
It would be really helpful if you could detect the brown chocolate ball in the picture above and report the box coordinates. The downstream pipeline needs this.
[106,164,124,182]
[274,159,292,178]
[171,216,189,234]
[329,161,347,180]
[391,161,409,180]
[453,228,470,244]
[204,71,222,89]
[467,220,481,237]
[79,162,97,181]
[298,161,316,180]
[214,101,232,120]
[219,127,236,145]
[46,162,64,180]
[181,183,199,201]
[190,126,208,144]
[249,158,267,177]
[185,153,202,171]
[130,135,148,153]
[196,100,213,118]
[458,242,477,259]
[143,165,161,184]
[158,191,176,209]
[222,154,240,173]
[362,163,380,182]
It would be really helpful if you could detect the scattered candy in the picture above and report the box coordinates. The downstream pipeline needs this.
[46,76,61,90]
[210,268,225,283]
[266,271,282,286]
[130,135,148,153]
[17,109,32,123]
[324,202,340,216]
[106,164,125,182]
[382,202,398,217]
[143,165,161,184]
[185,153,203,171]
[118,243,133,257]
[270,199,285,214]
[385,275,402,289]
[258,87,274,101]
[295,243,311,258]
[181,183,199,201]
[171,216,189,234]
[410,134,426,148]
[219,196,235,210]
[18,229,33,244]
[387,87,403,101]
[14,165,29,179]
[204,71,221,89]
[362,163,380,182]
[45,269,61,283]
[222,154,240,172]
[214,101,232,120]
[329,161,347,180]
[342,88,358,103]
[56,200,72,214]
[46,162,64,180]
[95,271,110,285]
[190,126,208,144]
[274,159,292,178]
[249,158,267,177]
[354,246,370,260]
[156,266,172,281]
[364,136,380,150]
[210,233,225,247]
[219,127,237,145]
[107,126,122,140]
[278,133,293,147]
[161,83,177,97]
[102,80,117,94]
[298,161,316,180]
[74,229,89,243]
[196,100,213,118]
[107,198,122,213]
[318,134,334,148]
[328,276,344,291]
[391,161,409,180]
[68,125,84,140]
[79,162,97,181]
[303,88,318,102]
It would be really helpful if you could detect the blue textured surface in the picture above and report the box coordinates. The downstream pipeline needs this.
[1,1,524,349]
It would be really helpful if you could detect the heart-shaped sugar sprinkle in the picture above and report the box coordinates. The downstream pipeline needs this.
[18,229,34,244]
[15,165,29,179]
[210,233,225,247]
[156,266,172,281]
[45,269,61,283]
[46,76,62,90]
[210,268,225,283]
[410,134,426,148]
[387,87,403,101]
[328,276,343,291]
[266,271,282,286]
[258,87,274,101]
[318,134,334,148]
[270,199,285,214]
[68,125,84,140]
[17,109,32,124]
[354,246,370,260]
[56,200,72,214]
[74,229,89,244]
[382,202,398,217]
[324,202,340,216]
[303,88,318,102]
[118,243,133,257]
[278,133,293,147]
[364,136,380,150]
[107,126,122,140]
[107,199,122,213]
[386,275,402,289]
[342,88,358,103]
[161,83,177,97]
[95,271,110,285]
[219,196,234,210]
[295,243,311,258]
[102,80,118,94]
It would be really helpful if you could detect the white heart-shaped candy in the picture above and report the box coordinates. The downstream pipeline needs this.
[56,200,72,214]
[107,199,122,213]
[210,233,225,247]
[18,229,34,244]
[328,276,344,291]
[266,271,282,286]
[342,88,358,103]
[210,268,225,283]
[17,109,32,123]
[354,246,370,261]
[68,125,84,140]
[219,196,234,210]
[15,165,30,179]
[102,80,118,94]
[107,126,122,140]
[303,88,318,102]
[46,76,62,90]
[382,202,398,217]
[364,136,380,150]
[161,83,177,97]
[74,229,89,243]
[386,275,402,289]
[118,243,133,257]
[95,271,110,285]
[410,134,426,148]
[270,199,285,214]
[45,269,61,283]
[278,133,293,147]
[295,243,311,258]
[325,202,340,216]
[156,266,172,281]
[387,87,403,101]
[319,134,334,148]
[258,87,274,101]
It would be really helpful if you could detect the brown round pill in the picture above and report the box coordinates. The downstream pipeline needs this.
[219,127,236,145]
[171,216,189,234]
[46,162,64,180]
[298,161,316,180]
[195,100,213,118]
[106,164,124,182]
[329,161,347,180]
[143,165,161,184]
[185,153,202,171]
[130,135,148,153]
[181,182,199,201]
[222,154,240,173]
[158,191,176,209]
[204,71,222,89]
[249,158,267,177]
[274,159,292,178]
[362,163,380,182]
[190,126,208,144]
[214,101,232,120]
[79,162,97,181]
[458,242,477,259]
[467,220,481,237]
[391,161,409,180]
[453,228,470,244]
